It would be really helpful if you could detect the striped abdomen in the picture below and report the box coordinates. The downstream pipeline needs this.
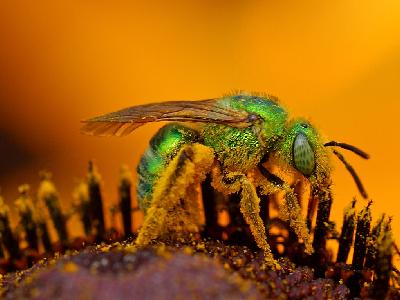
[136,123,200,210]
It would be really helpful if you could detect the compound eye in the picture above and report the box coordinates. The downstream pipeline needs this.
[293,133,315,176]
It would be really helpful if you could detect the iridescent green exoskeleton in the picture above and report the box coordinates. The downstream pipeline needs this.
[81,92,369,267]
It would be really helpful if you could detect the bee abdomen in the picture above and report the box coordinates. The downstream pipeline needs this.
[136,123,200,210]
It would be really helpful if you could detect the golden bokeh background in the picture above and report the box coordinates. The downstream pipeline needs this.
[0,1,399,257]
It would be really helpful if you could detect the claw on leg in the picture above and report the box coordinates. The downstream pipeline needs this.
[135,143,214,247]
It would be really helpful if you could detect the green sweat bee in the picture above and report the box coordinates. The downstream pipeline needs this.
[81,92,369,267]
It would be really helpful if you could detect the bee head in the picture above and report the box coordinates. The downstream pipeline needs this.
[276,119,370,199]
[276,119,332,182]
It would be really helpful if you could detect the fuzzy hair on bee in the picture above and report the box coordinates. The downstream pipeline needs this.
[81,92,369,267]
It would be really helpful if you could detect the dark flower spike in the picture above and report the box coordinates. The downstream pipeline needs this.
[337,198,357,263]
[352,201,372,270]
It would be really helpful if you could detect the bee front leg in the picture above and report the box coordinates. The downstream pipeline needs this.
[135,143,214,247]
[279,190,314,254]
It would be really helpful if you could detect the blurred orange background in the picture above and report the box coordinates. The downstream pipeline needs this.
[0,0,399,258]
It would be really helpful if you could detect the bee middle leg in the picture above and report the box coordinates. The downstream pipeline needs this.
[135,143,214,247]
[211,167,277,268]
[254,167,313,254]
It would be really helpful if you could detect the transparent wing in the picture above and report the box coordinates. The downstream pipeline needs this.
[81,99,252,136]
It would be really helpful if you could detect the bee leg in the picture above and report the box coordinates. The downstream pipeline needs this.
[238,176,278,268]
[135,143,214,247]
[279,188,314,254]
[211,168,277,268]
[254,167,313,255]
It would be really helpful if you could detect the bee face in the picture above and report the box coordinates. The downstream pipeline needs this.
[276,120,328,179]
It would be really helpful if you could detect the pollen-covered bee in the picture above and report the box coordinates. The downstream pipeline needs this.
[81,92,369,267]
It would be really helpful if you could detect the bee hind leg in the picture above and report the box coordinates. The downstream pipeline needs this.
[135,143,214,247]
